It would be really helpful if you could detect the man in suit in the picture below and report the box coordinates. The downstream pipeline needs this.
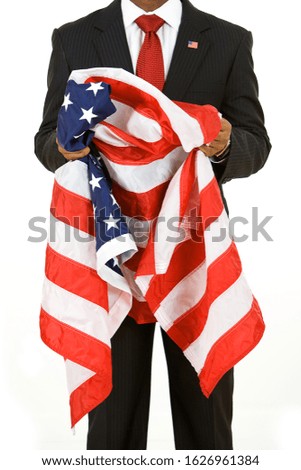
[35,0,271,450]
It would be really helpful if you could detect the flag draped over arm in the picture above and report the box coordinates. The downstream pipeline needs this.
[40,67,265,428]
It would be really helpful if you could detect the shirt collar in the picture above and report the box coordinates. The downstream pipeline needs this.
[121,0,182,29]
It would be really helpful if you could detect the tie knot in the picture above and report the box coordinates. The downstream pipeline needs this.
[135,14,165,33]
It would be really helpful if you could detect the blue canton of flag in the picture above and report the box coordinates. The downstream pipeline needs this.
[86,154,130,277]
[57,79,116,152]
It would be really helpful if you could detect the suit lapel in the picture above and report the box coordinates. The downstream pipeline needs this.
[92,0,134,74]
[163,0,211,100]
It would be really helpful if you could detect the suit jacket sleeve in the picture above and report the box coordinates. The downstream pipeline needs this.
[34,29,70,172]
[217,30,271,184]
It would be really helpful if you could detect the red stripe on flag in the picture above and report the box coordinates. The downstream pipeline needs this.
[40,308,111,376]
[167,242,242,349]
[111,179,170,220]
[143,238,206,312]
[45,244,108,311]
[94,124,179,165]
[134,223,156,278]
[124,246,145,271]
[199,297,265,398]
[51,180,95,236]
[128,297,156,324]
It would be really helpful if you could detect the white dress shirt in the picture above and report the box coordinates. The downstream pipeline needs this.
[121,0,182,78]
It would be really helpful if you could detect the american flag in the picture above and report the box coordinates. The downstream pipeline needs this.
[40,67,265,428]
[188,40,198,49]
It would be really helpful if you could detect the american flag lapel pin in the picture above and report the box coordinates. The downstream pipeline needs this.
[188,40,199,49]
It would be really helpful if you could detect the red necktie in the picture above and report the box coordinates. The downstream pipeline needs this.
[135,15,165,91]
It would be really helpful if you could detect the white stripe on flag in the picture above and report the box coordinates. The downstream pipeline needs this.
[184,273,254,374]
[55,160,91,200]
[101,147,188,193]
[41,278,111,345]
[196,151,217,190]
[105,99,162,143]
[134,275,154,296]
[106,285,133,335]
[121,265,147,301]
[204,209,232,266]
[153,164,182,273]
[65,359,96,395]
[97,263,132,294]
[155,262,207,329]
[95,234,137,292]
[94,123,132,148]
[48,215,97,270]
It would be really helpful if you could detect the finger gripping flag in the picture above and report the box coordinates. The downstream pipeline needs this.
[40,67,265,428]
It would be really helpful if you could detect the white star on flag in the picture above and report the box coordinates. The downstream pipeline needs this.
[86,82,104,96]
[112,257,119,267]
[110,193,118,205]
[62,93,73,111]
[89,174,103,190]
[104,214,120,231]
[73,131,86,139]
[79,106,98,124]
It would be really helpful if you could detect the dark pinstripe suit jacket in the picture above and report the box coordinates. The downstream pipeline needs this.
[34,0,271,189]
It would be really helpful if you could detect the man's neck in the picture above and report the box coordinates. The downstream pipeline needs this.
[130,0,170,12]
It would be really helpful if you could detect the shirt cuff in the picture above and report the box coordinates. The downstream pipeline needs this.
[209,140,231,164]
[209,147,230,164]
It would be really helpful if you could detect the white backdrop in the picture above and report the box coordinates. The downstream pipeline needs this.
[0,0,300,452]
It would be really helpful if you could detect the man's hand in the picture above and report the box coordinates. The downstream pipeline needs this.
[56,138,90,160]
[199,117,232,158]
